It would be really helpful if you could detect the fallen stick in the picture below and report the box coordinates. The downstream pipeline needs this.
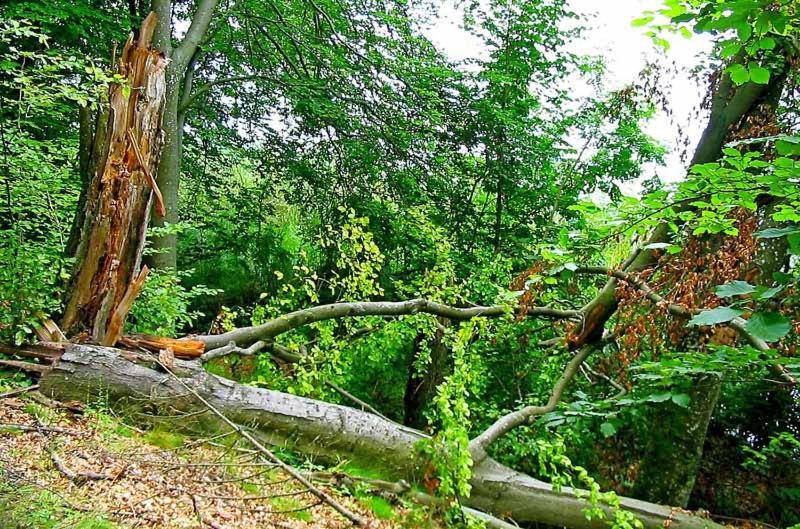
[0,423,82,436]
[48,445,114,484]
[0,384,39,398]
[0,359,50,374]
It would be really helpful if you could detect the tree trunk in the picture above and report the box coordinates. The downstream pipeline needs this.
[403,321,450,428]
[60,14,167,345]
[149,83,181,269]
[633,374,723,507]
[40,344,723,529]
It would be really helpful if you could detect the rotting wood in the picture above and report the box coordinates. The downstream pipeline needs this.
[60,12,168,345]
[119,334,205,358]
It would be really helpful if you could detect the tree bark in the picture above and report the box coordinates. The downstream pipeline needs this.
[61,14,167,345]
[40,344,723,529]
[633,374,723,507]
[403,321,450,428]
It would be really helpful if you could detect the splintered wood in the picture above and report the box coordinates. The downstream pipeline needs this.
[61,13,167,347]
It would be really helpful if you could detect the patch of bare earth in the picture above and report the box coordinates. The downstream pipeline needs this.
[0,395,399,529]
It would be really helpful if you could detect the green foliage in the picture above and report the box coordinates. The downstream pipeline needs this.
[636,0,799,86]
[0,18,87,342]
[531,437,644,529]
[362,495,396,520]
[0,483,118,529]
[127,268,220,337]
[2,3,798,529]
[422,319,486,500]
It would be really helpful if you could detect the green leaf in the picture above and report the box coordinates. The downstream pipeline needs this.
[720,41,742,58]
[671,393,691,408]
[646,392,672,403]
[745,312,791,342]
[600,422,617,438]
[754,286,783,300]
[736,22,752,41]
[755,227,800,239]
[632,15,654,27]
[689,307,743,326]
[758,37,776,50]
[727,63,750,85]
[722,147,741,157]
[749,65,770,85]
[715,280,756,297]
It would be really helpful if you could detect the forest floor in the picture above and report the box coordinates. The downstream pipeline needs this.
[0,391,406,529]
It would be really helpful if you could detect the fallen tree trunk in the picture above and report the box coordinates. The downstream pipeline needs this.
[40,344,723,529]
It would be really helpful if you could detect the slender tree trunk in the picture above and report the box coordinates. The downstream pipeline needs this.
[61,14,167,344]
[40,344,725,529]
[146,0,218,269]
[149,83,182,269]
[403,321,450,428]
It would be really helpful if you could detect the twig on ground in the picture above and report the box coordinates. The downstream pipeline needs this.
[0,384,39,398]
[0,423,82,436]
[47,444,113,484]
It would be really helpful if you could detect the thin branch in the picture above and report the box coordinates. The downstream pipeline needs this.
[0,384,39,398]
[202,340,389,420]
[0,423,82,436]
[48,445,114,484]
[0,359,49,374]
[325,381,388,420]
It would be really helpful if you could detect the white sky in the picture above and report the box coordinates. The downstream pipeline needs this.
[423,0,714,196]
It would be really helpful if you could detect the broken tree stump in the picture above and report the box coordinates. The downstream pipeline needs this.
[61,13,168,346]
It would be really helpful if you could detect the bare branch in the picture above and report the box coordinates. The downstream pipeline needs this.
[173,0,220,68]
[199,299,577,350]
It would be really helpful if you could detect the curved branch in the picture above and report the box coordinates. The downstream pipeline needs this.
[198,299,578,350]
[173,0,220,69]
[470,342,598,458]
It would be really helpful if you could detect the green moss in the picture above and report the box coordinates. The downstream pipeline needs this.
[270,497,314,522]
[143,429,185,449]
[363,495,395,520]
[0,483,119,529]
[340,462,393,481]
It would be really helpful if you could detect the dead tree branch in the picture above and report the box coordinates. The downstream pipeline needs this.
[199,299,577,350]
